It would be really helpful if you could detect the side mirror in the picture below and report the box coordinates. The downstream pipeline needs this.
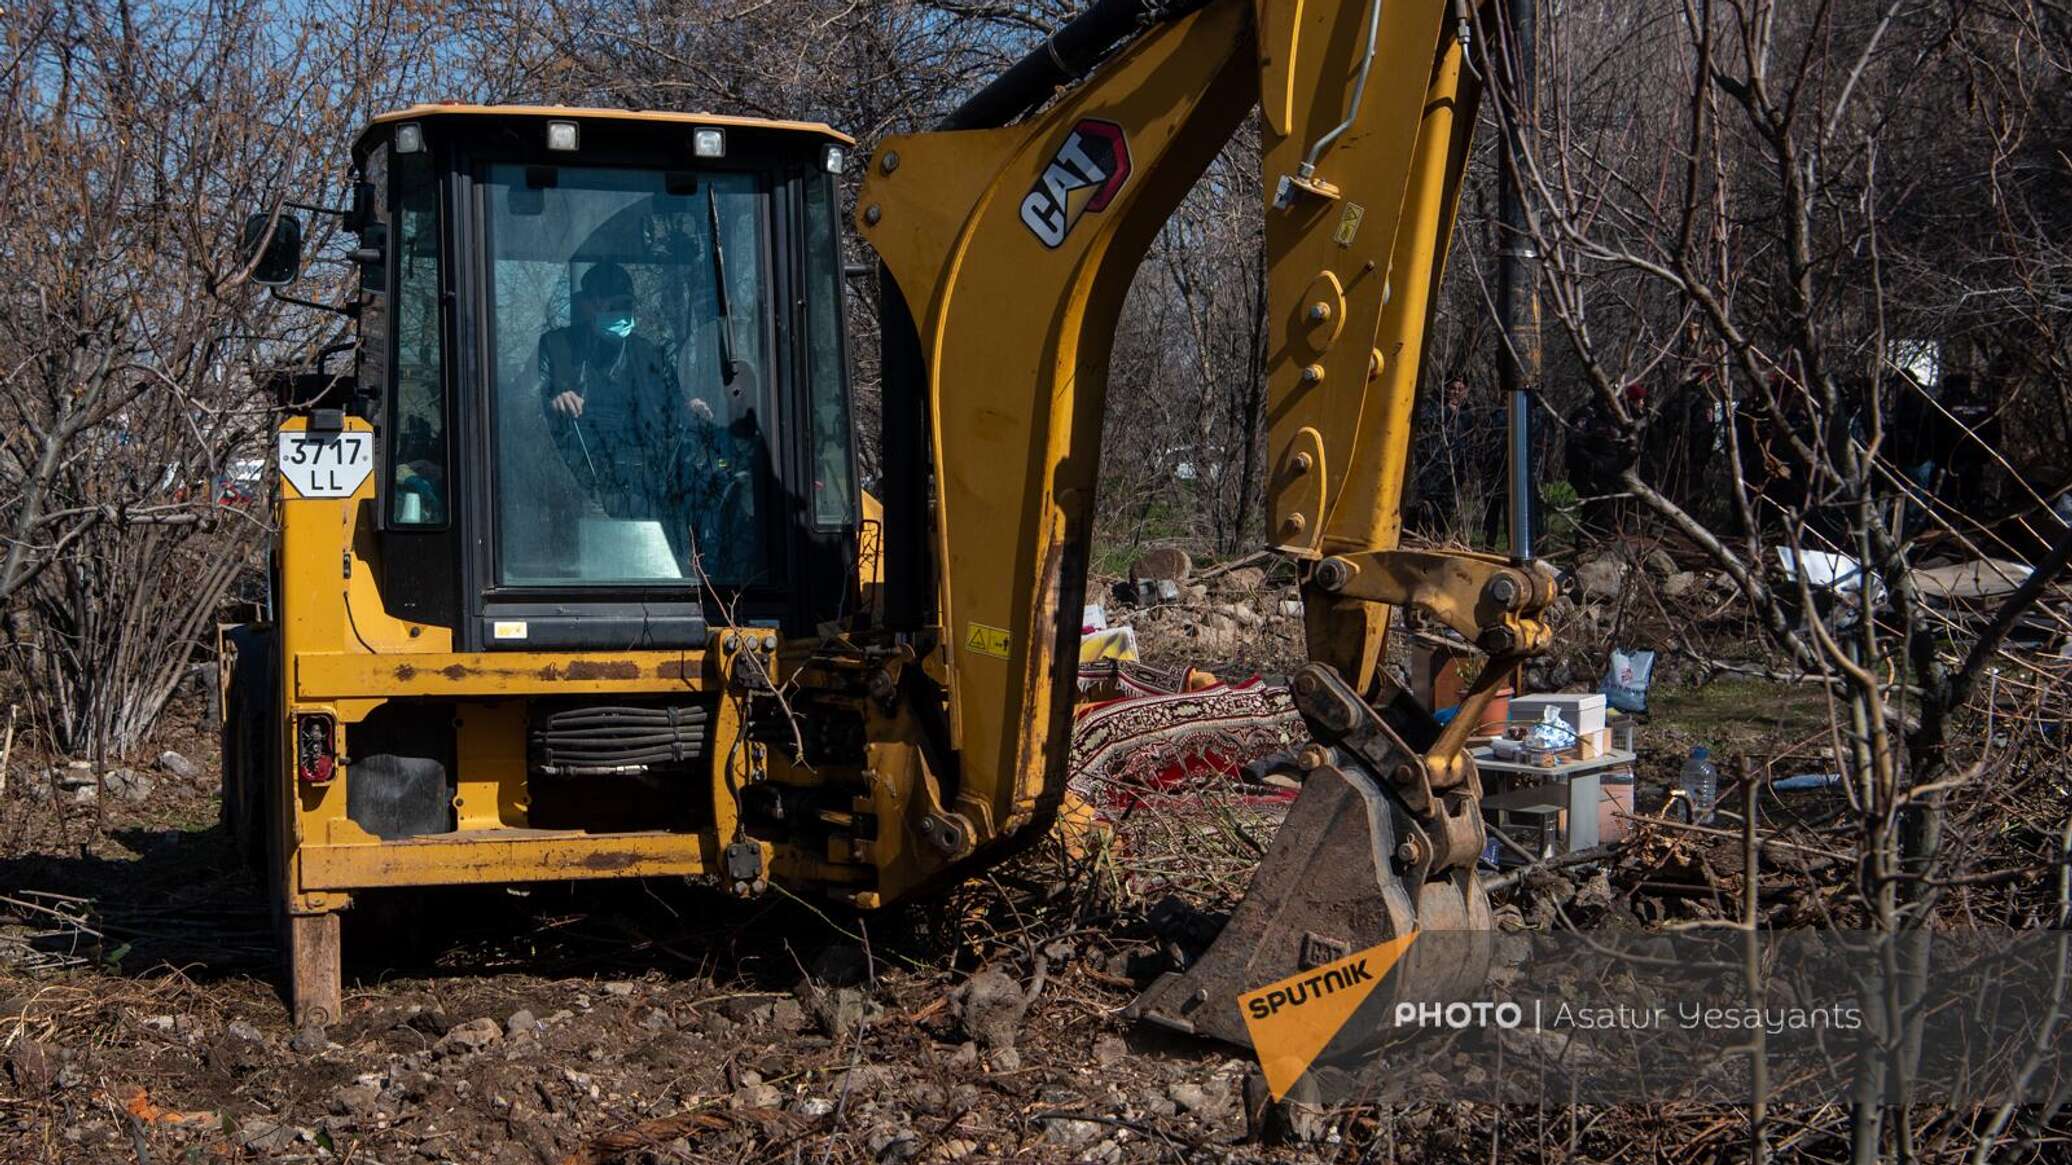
[241,212,303,286]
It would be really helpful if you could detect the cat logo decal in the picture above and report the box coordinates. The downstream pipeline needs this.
[1019,120,1131,248]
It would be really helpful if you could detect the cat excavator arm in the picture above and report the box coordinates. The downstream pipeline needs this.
[856,0,1553,1045]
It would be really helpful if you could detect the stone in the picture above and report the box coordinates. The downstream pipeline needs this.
[1642,548,1677,578]
[434,1017,502,1054]
[729,1082,783,1110]
[869,1125,921,1161]
[989,1046,1021,1072]
[53,761,94,790]
[832,1064,891,1095]
[796,1095,836,1117]
[1042,1117,1103,1149]
[1573,556,1629,601]
[1129,547,1192,582]
[237,1118,300,1153]
[1222,566,1267,591]
[329,1084,381,1118]
[601,981,636,997]
[798,984,872,1036]
[1183,583,1209,603]
[909,1082,947,1114]
[103,769,155,802]
[947,1042,979,1069]
[157,750,202,780]
[504,1009,540,1039]
[1092,1035,1127,1067]
[1220,602,1264,629]
[1167,1081,1208,1112]
[639,1007,673,1032]
[953,969,1031,1050]
[756,997,805,1032]
[289,1025,328,1055]
[1663,571,1699,599]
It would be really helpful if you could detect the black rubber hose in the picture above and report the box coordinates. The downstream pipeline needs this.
[939,0,1216,130]
[535,723,705,736]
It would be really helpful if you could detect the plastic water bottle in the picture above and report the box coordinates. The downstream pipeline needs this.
[1680,746,1718,822]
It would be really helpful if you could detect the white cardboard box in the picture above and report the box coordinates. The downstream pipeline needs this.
[1509,692,1608,738]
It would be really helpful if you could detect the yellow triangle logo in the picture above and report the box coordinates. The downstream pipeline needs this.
[1239,933,1417,1099]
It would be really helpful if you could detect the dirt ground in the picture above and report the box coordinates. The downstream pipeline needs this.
[0,694,1486,1165]
[0,625,1980,1163]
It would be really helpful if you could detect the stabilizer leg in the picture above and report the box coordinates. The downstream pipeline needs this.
[288,912,342,1029]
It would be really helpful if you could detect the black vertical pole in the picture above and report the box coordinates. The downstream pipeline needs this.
[1496,0,1540,562]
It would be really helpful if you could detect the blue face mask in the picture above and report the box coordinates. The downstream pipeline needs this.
[596,313,636,340]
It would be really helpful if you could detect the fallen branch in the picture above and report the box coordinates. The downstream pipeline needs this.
[1191,550,1273,580]
[1617,813,1846,863]
[1484,842,1624,894]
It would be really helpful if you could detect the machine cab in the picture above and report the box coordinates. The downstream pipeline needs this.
[341,105,860,650]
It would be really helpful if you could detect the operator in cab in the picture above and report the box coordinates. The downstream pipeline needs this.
[537,261,744,575]
[538,262,713,508]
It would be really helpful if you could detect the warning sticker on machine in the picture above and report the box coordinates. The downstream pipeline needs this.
[1333,202,1366,247]
[277,432,374,498]
[963,622,1011,659]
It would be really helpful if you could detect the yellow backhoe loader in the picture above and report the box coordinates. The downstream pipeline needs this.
[223,0,1554,1043]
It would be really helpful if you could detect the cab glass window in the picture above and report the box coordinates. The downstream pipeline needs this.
[480,164,772,588]
[389,149,447,526]
[802,174,857,526]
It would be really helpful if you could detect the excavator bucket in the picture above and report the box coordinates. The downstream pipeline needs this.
[1127,664,1493,1049]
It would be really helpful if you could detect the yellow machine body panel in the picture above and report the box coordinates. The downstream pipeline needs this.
[858,0,1259,842]
[264,416,756,904]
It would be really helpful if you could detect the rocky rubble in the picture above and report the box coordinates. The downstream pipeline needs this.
[1102,553,1306,672]
[0,804,1392,1165]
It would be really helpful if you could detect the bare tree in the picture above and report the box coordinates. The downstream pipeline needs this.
[1493,1,2072,1154]
[0,0,439,757]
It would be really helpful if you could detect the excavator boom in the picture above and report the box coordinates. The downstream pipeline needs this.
[857,0,1553,1041]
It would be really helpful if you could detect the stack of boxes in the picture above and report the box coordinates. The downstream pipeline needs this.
[1508,693,1610,758]
[1500,692,1634,843]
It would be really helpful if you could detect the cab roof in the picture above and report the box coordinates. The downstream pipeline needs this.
[356,103,853,155]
